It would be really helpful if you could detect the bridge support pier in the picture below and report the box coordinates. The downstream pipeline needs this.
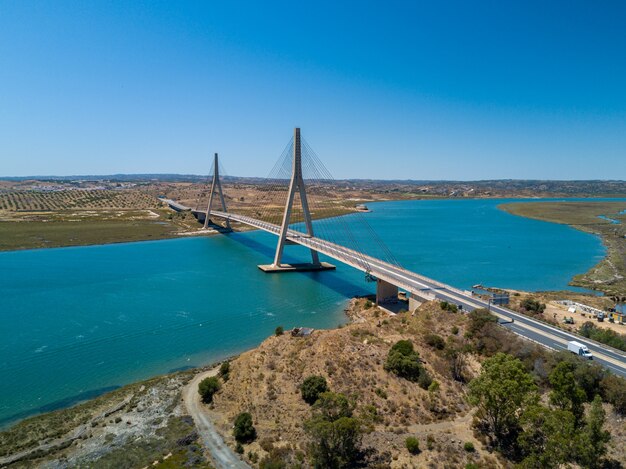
[407,290,437,313]
[376,279,399,306]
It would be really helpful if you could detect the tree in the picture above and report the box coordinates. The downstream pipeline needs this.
[521,298,546,314]
[548,361,586,424]
[575,395,611,469]
[313,392,353,422]
[198,376,221,403]
[275,326,284,336]
[469,353,538,446]
[600,374,626,415]
[518,405,576,468]
[384,340,424,382]
[300,375,329,405]
[305,416,362,468]
[233,412,257,443]
[219,361,230,381]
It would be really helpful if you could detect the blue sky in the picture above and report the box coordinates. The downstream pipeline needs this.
[1,1,625,179]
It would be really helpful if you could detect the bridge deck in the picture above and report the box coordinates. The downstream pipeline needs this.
[200,209,626,378]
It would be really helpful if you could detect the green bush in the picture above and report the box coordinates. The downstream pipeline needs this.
[305,416,362,467]
[521,298,546,314]
[198,376,221,403]
[218,361,230,381]
[384,340,425,382]
[463,441,475,452]
[425,333,445,350]
[235,442,244,454]
[274,326,284,336]
[601,374,626,415]
[405,436,420,454]
[233,412,256,443]
[300,375,328,405]
[467,308,498,336]
[579,321,626,352]
[440,301,458,313]
[417,369,433,390]
[428,380,440,392]
[313,392,353,421]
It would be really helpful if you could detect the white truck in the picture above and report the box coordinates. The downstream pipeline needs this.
[567,341,593,360]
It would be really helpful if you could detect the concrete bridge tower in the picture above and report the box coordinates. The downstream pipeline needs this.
[258,128,334,272]
[203,153,231,231]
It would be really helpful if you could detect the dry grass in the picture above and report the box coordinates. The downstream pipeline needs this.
[208,300,497,468]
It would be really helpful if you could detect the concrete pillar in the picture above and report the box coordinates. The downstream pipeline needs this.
[376,279,398,305]
[408,296,422,314]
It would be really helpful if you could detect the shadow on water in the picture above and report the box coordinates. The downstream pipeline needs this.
[0,385,120,430]
[225,232,370,299]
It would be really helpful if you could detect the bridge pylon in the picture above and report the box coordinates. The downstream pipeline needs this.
[258,128,335,273]
[203,153,231,231]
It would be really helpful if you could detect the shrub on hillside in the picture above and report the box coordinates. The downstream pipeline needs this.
[233,412,256,443]
[313,392,353,422]
[425,333,445,350]
[274,326,284,336]
[300,375,329,405]
[521,298,546,314]
[467,309,498,337]
[405,436,420,454]
[600,374,626,415]
[218,361,230,382]
[384,340,426,382]
[440,301,458,313]
[198,376,221,403]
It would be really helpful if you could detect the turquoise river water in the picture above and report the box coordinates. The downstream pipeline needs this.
[0,198,609,427]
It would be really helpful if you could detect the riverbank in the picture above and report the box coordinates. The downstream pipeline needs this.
[3,297,626,467]
[499,200,626,297]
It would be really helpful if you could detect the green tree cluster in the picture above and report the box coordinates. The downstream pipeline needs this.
[300,375,329,405]
[439,301,458,313]
[469,352,613,468]
[218,361,230,382]
[469,352,538,446]
[384,340,431,387]
[198,376,221,404]
[579,321,626,352]
[233,412,257,444]
[548,361,586,424]
[305,392,362,469]
[521,298,546,314]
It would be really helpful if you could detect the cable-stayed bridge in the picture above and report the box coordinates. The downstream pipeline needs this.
[180,128,626,378]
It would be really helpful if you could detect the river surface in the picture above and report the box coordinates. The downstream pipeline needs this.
[0,198,607,426]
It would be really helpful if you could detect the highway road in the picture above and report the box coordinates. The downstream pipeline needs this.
[206,210,626,379]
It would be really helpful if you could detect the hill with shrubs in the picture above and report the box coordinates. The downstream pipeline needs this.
[200,299,626,468]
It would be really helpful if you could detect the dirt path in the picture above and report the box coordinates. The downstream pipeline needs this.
[407,410,475,435]
[183,368,250,469]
